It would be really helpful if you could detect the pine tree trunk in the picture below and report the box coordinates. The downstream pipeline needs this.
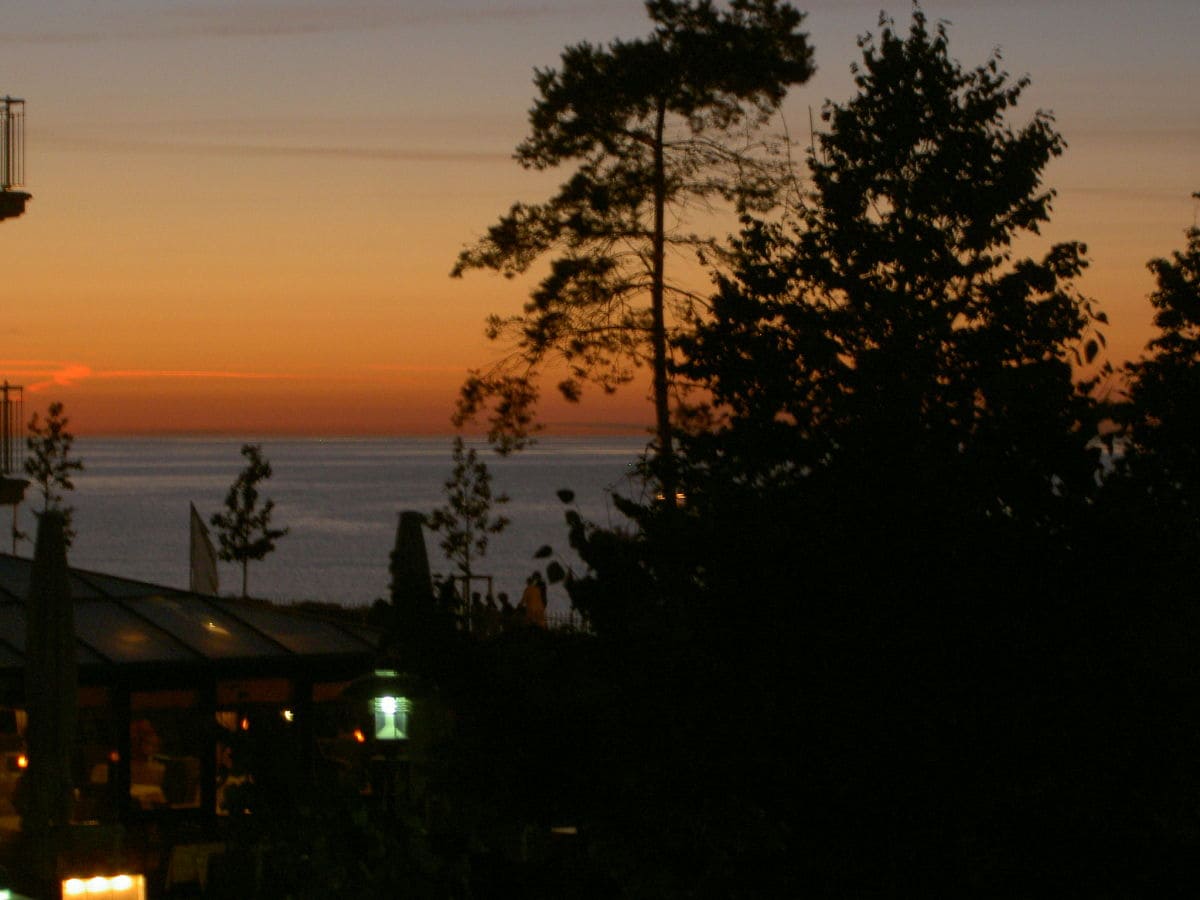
[650,96,676,508]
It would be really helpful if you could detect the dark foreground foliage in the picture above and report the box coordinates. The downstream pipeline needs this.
[209,12,1199,899]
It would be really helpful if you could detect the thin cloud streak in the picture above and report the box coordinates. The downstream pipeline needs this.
[0,1,615,45]
[41,135,509,165]
[6,363,301,394]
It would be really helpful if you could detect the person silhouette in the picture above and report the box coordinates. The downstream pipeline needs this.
[521,572,546,628]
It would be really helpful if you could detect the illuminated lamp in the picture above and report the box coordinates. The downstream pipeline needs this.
[341,669,422,743]
[372,694,411,741]
[60,873,145,899]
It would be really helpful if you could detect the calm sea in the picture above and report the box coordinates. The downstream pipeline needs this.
[26,437,648,614]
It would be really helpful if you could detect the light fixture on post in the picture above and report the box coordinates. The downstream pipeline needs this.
[343,669,416,745]
[341,669,426,810]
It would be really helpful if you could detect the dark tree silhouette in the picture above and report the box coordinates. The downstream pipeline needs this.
[680,9,1107,530]
[536,12,1128,893]
[211,444,288,598]
[24,401,83,547]
[1122,197,1200,522]
[451,0,813,499]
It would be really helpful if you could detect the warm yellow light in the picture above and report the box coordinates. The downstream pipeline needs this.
[353,728,365,743]
[61,873,145,900]
[240,718,250,731]
[654,491,687,504]
[281,708,294,723]
[16,753,27,769]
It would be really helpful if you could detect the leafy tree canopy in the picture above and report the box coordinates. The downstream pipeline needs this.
[452,0,814,468]
[679,9,1107,530]
[1122,199,1200,512]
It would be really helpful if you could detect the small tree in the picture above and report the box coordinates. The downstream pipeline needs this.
[25,401,84,548]
[426,437,510,602]
[452,0,814,500]
[211,444,288,598]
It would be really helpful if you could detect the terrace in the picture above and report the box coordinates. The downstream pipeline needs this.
[0,554,387,895]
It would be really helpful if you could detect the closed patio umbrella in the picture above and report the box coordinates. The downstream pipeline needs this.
[22,510,77,846]
[390,511,433,616]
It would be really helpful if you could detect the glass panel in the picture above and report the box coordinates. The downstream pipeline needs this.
[130,690,204,810]
[214,693,303,816]
[0,707,25,836]
[66,572,111,601]
[0,606,24,652]
[73,687,117,824]
[213,601,374,655]
[335,622,384,647]
[217,679,292,707]
[0,642,22,668]
[312,698,369,795]
[74,602,199,664]
[73,570,190,600]
[124,597,287,660]
[0,605,105,667]
[0,556,31,600]
[74,643,108,666]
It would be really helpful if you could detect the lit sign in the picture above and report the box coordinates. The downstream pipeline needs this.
[61,874,145,899]
[373,695,410,741]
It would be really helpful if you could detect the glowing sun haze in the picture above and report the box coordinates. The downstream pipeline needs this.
[2,0,1196,435]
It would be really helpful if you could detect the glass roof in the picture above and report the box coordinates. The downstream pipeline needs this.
[123,595,288,660]
[73,569,190,600]
[0,557,30,601]
[73,600,202,664]
[0,553,379,672]
[212,601,375,656]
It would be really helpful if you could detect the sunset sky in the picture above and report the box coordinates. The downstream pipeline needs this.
[2,0,1197,435]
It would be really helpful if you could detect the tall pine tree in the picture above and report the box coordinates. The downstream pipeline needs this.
[452,0,813,501]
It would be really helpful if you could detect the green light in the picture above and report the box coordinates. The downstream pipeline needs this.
[373,695,410,740]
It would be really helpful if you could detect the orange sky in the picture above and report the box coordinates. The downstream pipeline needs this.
[2,1,1197,435]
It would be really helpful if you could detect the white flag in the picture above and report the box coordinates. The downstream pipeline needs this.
[189,502,219,595]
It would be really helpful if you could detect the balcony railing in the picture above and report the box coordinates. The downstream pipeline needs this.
[1,96,26,191]
[1,382,23,479]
